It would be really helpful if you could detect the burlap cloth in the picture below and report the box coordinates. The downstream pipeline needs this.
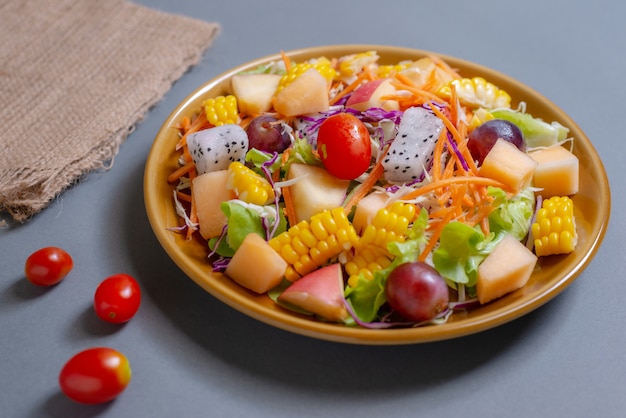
[0,0,220,222]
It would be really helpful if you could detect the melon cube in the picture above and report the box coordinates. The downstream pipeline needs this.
[273,68,330,117]
[529,146,579,197]
[476,234,538,304]
[287,163,350,223]
[225,233,287,294]
[192,170,236,239]
[231,73,281,115]
[479,139,538,192]
[352,191,389,234]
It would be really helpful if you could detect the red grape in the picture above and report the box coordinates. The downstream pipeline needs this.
[468,119,525,165]
[385,262,449,322]
[246,115,291,153]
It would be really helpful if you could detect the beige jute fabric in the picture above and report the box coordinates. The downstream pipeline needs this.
[0,0,220,222]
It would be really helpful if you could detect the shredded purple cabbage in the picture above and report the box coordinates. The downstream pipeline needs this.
[526,194,543,250]
[211,256,230,272]
[207,224,228,261]
[342,296,478,329]
[445,131,470,171]
[260,152,282,239]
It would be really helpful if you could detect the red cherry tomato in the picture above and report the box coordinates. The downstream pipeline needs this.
[59,347,131,404]
[316,113,372,180]
[24,246,73,286]
[94,274,141,324]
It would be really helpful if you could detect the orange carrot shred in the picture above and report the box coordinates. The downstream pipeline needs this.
[167,161,195,184]
[400,176,509,202]
[281,185,297,227]
[280,50,292,71]
[330,70,370,105]
[343,147,389,215]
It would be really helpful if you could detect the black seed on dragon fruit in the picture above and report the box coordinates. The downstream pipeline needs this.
[187,124,249,175]
[382,106,444,183]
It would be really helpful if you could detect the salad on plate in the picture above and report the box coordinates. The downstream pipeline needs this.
[166,50,579,329]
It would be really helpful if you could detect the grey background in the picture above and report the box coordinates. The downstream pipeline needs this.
[1,1,624,417]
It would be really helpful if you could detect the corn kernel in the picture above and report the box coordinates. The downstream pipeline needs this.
[203,95,240,126]
[532,196,577,256]
[227,162,275,205]
[276,60,337,92]
[438,77,511,109]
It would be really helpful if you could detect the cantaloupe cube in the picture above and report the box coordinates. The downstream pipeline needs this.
[287,163,350,222]
[529,146,579,197]
[192,170,236,239]
[231,73,281,115]
[352,191,389,234]
[273,68,330,117]
[476,234,538,304]
[225,233,287,294]
[479,139,538,192]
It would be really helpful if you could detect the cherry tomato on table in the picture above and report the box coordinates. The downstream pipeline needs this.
[24,246,73,286]
[59,347,131,404]
[316,113,372,180]
[94,273,141,323]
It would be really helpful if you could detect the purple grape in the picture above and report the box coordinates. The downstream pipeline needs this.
[385,262,449,322]
[468,119,525,165]
[246,116,291,153]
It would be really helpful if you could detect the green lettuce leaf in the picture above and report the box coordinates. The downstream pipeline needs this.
[208,200,281,257]
[286,137,323,167]
[432,221,488,288]
[490,108,569,148]
[488,186,535,241]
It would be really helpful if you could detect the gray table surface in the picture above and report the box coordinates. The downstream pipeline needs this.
[2,1,624,417]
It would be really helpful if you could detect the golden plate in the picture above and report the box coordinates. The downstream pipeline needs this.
[144,45,610,345]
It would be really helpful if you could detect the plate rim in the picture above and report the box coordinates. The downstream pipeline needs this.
[144,44,611,345]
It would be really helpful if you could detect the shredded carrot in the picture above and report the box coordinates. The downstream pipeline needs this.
[428,54,462,79]
[400,176,509,202]
[281,186,297,227]
[342,147,389,215]
[393,72,416,87]
[389,79,443,106]
[419,68,440,93]
[167,161,195,184]
[431,128,448,182]
[329,69,373,106]
[278,148,298,226]
[175,111,210,151]
[280,50,292,71]
[175,191,192,203]
[428,102,478,174]
[418,209,457,262]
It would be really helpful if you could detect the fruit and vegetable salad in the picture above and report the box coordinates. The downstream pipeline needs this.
[167,50,579,328]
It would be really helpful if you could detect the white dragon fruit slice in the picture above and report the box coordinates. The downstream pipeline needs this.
[187,124,249,175]
[382,106,444,183]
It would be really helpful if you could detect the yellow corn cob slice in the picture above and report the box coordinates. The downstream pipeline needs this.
[531,196,577,256]
[268,208,359,281]
[203,95,240,126]
[276,58,337,93]
[346,201,417,287]
[438,77,511,109]
[226,162,275,205]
